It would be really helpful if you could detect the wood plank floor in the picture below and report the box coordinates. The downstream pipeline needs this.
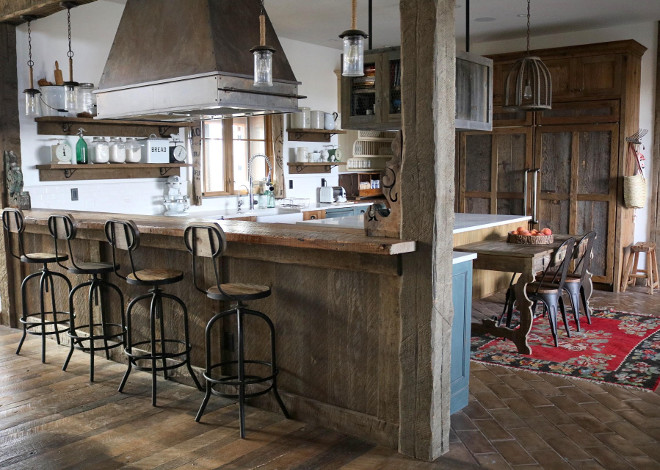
[0,327,472,469]
[1,286,658,469]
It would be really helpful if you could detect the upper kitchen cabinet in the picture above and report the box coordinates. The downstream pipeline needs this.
[340,47,401,131]
[491,40,646,105]
[455,51,493,132]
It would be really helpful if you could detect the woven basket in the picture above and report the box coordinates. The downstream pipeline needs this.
[507,233,554,245]
[623,174,647,209]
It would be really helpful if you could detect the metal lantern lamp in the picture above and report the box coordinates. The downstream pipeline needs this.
[504,0,552,110]
[62,2,79,114]
[250,0,275,87]
[22,16,42,118]
[340,0,368,77]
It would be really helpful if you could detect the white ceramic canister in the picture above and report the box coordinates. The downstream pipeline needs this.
[291,107,311,129]
[296,146,308,162]
[310,110,324,129]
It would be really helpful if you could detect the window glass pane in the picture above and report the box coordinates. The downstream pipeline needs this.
[203,138,225,193]
[233,117,248,140]
[233,140,248,191]
[249,115,265,140]
[204,120,224,139]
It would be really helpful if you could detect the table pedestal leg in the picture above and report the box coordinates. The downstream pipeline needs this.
[511,271,533,355]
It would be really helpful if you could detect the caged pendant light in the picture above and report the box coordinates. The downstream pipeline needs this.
[250,0,276,87]
[339,0,368,77]
[504,0,552,110]
[22,16,42,118]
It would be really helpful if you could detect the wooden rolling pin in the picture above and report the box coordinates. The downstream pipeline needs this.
[54,61,63,85]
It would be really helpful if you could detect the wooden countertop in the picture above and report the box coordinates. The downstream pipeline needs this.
[21,209,415,256]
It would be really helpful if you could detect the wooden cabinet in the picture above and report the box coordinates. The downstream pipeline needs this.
[303,210,326,221]
[340,47,401,131]
[339,171,383,200]
[451,256,474,414]
[457,40,646,289]
[456,51,493,131]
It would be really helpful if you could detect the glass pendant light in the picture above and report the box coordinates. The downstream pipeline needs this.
[23,16,41,118]
[250,0,275,87]
[62,2,79,115]
[340,0,368,77]
[504,0,552,110]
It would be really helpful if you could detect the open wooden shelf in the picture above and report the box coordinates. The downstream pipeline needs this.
[36,163,191,181]
[287,128,346,143]
[35,117,191,138]
[287,162,338,174]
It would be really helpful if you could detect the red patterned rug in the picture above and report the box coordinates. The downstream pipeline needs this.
[471,308,660,391]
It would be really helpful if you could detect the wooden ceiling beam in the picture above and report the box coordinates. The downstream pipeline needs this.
[0,0,97,25]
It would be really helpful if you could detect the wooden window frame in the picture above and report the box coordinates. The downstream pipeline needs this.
[201,116,274,197]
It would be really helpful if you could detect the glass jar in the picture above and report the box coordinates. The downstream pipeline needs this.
[92,137,110,163]
[125,137,142,163]
[109,138,126,163]
[76,83,95,116]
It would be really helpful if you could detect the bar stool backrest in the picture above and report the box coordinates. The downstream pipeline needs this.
[534,237,575,295]
[104,219,141,281]
[1,208,26,260]
[572,231,596,283]
[47,214,78,270]
[184,223,228,297]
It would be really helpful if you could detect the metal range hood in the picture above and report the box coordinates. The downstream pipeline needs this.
[95,0,302,121]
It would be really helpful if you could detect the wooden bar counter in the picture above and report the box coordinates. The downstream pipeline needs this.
[1,209,415,448]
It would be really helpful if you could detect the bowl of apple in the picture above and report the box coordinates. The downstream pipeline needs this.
[507,226,553,244]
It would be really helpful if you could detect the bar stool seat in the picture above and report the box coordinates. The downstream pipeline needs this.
[48,214,126,382]
[126,269,184,285]
[3,208,72,364]
[185,223,289,437]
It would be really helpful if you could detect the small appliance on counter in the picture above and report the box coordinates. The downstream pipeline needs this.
[318,178,333,203]
[332,186,347,203]
[163,175,190,216]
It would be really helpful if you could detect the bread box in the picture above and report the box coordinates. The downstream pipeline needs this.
[140,134,170,163]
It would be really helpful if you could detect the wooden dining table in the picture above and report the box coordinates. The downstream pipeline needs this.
[454,235,590,354]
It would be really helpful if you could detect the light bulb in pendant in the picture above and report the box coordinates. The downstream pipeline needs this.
[523,82,532,100]
[340,31,367,77]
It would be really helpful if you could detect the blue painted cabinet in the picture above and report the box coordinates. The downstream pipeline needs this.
[451,258,474,414]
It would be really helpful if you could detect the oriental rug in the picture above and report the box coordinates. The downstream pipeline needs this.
[471,308,660,391]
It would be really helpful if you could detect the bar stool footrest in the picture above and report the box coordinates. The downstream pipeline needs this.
[125,339,193,373]
[21,311,70,336]
[203,359,278,400]
[69,322,125,351]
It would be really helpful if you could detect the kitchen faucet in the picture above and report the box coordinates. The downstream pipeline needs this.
[237,184,250,212]
[247,154,273,211]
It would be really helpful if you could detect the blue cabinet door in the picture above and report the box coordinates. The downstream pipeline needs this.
[451,259,473,414]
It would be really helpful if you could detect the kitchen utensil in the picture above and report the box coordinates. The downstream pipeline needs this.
[324,112,339,130]
[319,178,333,203]
[54,61,64,85]
[311,110,324,129]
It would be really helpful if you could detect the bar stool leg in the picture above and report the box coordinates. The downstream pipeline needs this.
[157,294,169,381]
[149,291,159,406]
[237,306,246,438]
[119,295,141,394]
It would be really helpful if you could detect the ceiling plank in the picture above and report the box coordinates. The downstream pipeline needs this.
[0,0,97,25]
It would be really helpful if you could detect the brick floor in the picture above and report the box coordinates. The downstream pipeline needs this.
[447,287,660,469]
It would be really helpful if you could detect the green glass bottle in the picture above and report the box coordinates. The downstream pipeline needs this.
[76,128,88,164]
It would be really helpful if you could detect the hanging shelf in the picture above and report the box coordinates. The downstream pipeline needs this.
[35,117,191,138]
[36,163,191,181]
[287,128,346,143]
[287,162,338,174]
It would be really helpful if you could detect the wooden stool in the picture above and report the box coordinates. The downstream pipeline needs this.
[621,242,659,294]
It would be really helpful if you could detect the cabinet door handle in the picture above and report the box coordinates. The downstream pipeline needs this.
[310,215,317,220]
[523,169,531,218]
[531,168,540,225]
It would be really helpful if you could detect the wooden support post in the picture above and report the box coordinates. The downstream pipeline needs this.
[398,0,455,461]
[651,22,660,251]
[0,22,21,327]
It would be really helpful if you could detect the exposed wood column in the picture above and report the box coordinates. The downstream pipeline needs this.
[0,22,20,327]
[398,0,455,461]
[651,22,660,248]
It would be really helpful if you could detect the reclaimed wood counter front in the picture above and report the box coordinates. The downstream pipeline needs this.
[1,209,416,449]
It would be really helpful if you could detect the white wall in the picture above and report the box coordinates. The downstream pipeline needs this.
[14,1,343,215]
[471,21,658,244]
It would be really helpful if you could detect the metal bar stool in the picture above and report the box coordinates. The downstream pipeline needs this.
[184,222,289,437]
[105,219,202,405]
[2,208,72,363]
[48,214,125,382]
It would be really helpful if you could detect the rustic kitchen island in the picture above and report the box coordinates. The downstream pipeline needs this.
[1,209,414,449]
